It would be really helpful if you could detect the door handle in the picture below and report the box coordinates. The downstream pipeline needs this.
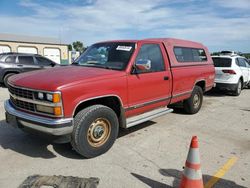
[17,64,23,67]
[164,76,169,80]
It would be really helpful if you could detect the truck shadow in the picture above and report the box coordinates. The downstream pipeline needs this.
[131,169,246,188]
[0,120,57,159]
[204,89,235,97]
[118,121,155,138]
[0,83,7,88]
[53,121,156,159]
[0,120,156,159]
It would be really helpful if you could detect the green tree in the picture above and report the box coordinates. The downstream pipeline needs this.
[211,52,220,56]
[72,41,84,53]
[68,44,72,51]
[242,53,250,59]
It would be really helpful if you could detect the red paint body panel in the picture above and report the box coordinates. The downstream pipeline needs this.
[125,41,172,117]
[62,74,128,117]
[8,38,215,120]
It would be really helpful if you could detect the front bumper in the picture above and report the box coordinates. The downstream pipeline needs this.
[4,100,73,136]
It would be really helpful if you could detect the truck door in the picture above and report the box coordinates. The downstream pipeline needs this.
[127,42,172,115]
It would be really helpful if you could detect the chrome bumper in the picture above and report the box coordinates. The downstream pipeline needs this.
[4,100,73,136]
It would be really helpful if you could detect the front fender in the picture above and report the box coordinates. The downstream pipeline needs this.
[61,77,128,118]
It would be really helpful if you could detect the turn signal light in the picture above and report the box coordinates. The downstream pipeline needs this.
[222,70,236,74]
[54,107,62,116]
[53,93,61,103]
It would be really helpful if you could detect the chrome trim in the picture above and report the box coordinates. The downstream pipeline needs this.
[125,96,171,111]
[8,83,64,117]
[171,64,212,68]
[172,90,192,98]
[4,100,72,126]
[126,107,173,128]
[135,59,151,71]
[10,93,61,107]
[18,120,73,135]
[8,82,58,94]
[172,80,206,99]
[72,95,124,116]
[10,102,64,118]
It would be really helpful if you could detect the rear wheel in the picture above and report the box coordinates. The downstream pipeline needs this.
[232,79,242,96]
[71,105,119,158]
[183,86,203,114]
[3,73,15,87]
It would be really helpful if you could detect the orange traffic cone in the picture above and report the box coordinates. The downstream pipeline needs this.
[179,136,204,188]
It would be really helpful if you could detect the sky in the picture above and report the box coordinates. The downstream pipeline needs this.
[0,0,249,52]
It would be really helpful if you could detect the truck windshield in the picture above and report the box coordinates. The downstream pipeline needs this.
[73,42,135,70]
[212,57,232,67]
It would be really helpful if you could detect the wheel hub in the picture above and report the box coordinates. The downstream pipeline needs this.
[93,126,104,139]
[193,94,200,108]
[87,118,111,148]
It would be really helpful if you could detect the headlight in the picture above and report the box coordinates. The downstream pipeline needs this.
[35,92,61,103]
[34,91,63,117]
[38,92,44,100]
[46,93,53,101]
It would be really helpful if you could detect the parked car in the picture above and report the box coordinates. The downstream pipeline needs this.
[4,38,215,158]
[0,52,57,86]
[212,54,250,95]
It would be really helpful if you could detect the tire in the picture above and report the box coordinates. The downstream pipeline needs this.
[71,105,119,158]
[245,81,250,89]
[3,73,16,87]
[232,79,242,96]
[183,86,203,114]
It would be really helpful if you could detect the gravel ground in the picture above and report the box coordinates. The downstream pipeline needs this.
[0,86,249,188]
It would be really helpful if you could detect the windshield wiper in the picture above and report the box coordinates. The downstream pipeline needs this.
[85,62,113,69]
[74,62,117,70]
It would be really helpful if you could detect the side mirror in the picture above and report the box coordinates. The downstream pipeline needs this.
[135,59,151,71]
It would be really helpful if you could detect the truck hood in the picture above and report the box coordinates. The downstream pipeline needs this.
[9,66,126,91]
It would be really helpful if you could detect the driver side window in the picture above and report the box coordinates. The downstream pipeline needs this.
[135,44,165,73]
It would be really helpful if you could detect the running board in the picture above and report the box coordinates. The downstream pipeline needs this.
[126,107,173,128]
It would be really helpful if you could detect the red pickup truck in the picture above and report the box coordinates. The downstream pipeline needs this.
[5,38,215,158]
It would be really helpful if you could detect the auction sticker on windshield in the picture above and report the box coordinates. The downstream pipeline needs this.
[116,46,132,51]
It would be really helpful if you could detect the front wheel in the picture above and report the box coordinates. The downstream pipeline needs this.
[183,86,203,114]
[71,105,119,158]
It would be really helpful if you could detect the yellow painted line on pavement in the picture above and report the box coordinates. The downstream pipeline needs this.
[205,156,238,188]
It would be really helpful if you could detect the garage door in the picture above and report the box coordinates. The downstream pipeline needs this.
[0,45,11,53]
[44,48,61,64]
[18,46,38,54]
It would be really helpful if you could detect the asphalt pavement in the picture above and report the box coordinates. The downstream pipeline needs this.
[0,87,249,188]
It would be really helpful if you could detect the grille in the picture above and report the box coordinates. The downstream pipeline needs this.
[10,96,35,112]
[8,85,33,99]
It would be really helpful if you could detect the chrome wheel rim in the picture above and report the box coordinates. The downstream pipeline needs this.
[193,94,200,109]
[87,118,111,148]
